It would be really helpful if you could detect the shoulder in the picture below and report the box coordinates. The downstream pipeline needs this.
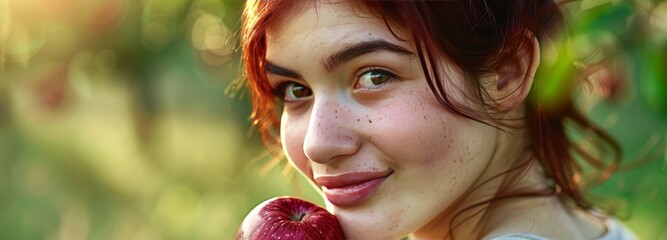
[489,218,638,240]
[600,218,639,240]
[488,233,550,240]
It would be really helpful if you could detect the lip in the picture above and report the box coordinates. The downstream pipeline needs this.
[314,170,393,207]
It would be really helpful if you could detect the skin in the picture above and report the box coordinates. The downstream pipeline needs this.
[264,1,607,239]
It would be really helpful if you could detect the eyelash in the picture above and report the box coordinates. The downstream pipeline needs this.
[271,81,296,99]
[269,67,398,100]
[354,67,398,90]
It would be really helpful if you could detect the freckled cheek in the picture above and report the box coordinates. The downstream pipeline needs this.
[368,102,463,166]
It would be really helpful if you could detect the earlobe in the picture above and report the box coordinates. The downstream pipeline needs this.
[489,36,540,112]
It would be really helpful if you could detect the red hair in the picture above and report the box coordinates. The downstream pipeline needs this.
[240,0,620,236]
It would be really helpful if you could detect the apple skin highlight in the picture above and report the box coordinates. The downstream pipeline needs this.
[237,197,345,240]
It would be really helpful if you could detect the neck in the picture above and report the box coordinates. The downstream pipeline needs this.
[411,125,549,239]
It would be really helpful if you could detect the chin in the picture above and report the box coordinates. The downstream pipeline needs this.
[329,205,403,240]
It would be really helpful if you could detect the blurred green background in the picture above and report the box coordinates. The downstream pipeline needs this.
[0,0,666,239]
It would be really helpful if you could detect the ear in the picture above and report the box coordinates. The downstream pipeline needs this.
[485,36,540,112]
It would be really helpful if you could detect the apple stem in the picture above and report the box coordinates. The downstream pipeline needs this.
[291,212,307,222]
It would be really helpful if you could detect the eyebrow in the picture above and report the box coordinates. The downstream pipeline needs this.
[323,39,414,72]
[265,61,302,79]
[265,39,414,78]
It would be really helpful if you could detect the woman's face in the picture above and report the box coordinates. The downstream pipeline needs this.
[265,1,498,238]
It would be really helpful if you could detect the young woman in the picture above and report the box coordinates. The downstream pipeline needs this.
[240,0,638,239]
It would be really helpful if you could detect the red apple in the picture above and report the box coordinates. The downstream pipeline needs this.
[236,196,344,240]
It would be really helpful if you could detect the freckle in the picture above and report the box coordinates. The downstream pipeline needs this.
[357,118,360,122]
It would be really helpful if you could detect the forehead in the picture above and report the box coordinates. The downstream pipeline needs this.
[266,1,373,35]
[265,1,409,59]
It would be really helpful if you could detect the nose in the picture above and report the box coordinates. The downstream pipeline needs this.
[303,98,360,164]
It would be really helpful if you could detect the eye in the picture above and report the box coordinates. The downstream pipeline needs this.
[355,68,395,89]
[277,82,312,102]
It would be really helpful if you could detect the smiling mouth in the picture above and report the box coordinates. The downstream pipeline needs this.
[314,170,393,207]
